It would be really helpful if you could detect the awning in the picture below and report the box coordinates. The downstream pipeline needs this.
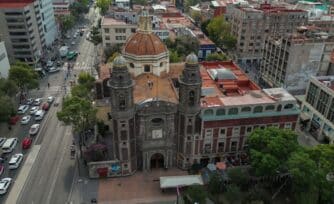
[300,112,311,122]
[160,175,204,189]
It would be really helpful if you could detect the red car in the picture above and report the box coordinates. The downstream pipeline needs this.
[42,103,49,111]
[22,137,32,149]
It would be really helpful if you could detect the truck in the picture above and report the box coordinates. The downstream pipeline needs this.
[59,46,69,58]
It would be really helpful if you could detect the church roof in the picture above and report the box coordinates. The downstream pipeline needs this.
[123,32,167,56]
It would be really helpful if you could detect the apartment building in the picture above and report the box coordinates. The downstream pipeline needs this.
[299,76,334,144]
[101,16,137,47]
[52,2,70,16]
[0,0,44,65]
[0,41,10,78]
[259,27,334,95]
[228,3,308,63]
[39,0,57,46]
[308,15,334,34]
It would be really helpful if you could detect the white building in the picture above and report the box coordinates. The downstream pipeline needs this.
[40,0,58,46]
[0,42,10,78]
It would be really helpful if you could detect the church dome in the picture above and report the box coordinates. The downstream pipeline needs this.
[113,55,127,68]
[185,53,198,65]
[123,32,167,56]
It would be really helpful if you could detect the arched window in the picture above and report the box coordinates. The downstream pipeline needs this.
[160,62,164,67]
[188,91,195,106]
[241,107,251,112]
[228,108,238,115]
[265,105,275,111]
[119,94,125,110]
[204,109,214,116]
[253,106,263,113]
[129,63,134,68]
[151,118,164,126]
[277,104,282,112]
[216,109,225,116]
[284,104,294,109]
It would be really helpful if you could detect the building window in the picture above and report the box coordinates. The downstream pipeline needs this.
[204,109,214,116]
[231,141,238,152]
[104,28,109,33]
[105,36,110,40]
[131,28,136,33]
[284,104,294,110]
[277,104,282,112]
[306,82,318,107]
[216,109,225,116]
[218,142,224,152]
[219,128,226,136]
[106,43,111,47]
[327,99,334,122]
[246,126,252,133]
[188,90,195,106]
[265,105,275,111]
[316,90,329,115]
[115,28,126,33]
[284,123,292,129]
[241,107,251,112]
[233,127,240,135]
[228,108,238,115]
[204,143,211,154]
[205,129,213,138]
[129,63,134,68]
[253,106,263,113]
[144,65,150,72]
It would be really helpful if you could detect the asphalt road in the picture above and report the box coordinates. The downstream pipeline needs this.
[3,6,100,204]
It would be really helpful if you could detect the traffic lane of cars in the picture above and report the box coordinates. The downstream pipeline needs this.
[0,96,55,197]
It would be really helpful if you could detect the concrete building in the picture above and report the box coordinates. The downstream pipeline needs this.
[228,3,308,63]
[299,76,334,144]
[93,15,299,177]
[0,0,44,65]
[39,0,57,46]
[308,15,334,34]
[259,27,334,94]
[101,16,137,47]
[114,0,130,10]
[0,41,10,78]
[294,1,328,19]
[52,2,70,16]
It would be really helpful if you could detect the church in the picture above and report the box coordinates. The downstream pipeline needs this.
[95,12,299,176]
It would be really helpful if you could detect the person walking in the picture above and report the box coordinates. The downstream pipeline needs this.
[47,82,50,88]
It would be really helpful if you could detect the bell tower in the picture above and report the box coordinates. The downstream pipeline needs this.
[108,56,137,175]
[177,53,202,169]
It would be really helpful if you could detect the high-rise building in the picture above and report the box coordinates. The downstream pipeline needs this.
[259,27,334,94]
[39,0,57,46]
[0,41,10,78]
[227,3,308,64]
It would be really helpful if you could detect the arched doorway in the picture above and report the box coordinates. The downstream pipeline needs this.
[150,153,164,169]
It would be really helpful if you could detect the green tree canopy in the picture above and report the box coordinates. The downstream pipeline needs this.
[227,167,249,189]
[57,96,97,132]
[165,36,199,61]
[71,84,90,99]
[78,72,95,89]
[0,95,15,122]
[205,52,228,61]
[248,127,299,176]
[208,172,224,195]
[70,1,89,17]
[96,0,112,15]
[169,50,181,63]
[9,62,39,94]
[185,185,207,204]
[206,16,236,50]
[58,15,75,34]
[0,78,18,97]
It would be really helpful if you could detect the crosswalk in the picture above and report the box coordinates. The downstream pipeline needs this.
[29,86,63,98]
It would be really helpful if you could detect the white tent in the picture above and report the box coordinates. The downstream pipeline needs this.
[160,175,204,189]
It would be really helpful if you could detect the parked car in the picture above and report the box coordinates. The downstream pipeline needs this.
[0,178,12,195]
[48,66,60,73]
[42,103,50,111]
[17,105,29,114]
[8,153,23,169]
[29,124,40,136]
[47,96,54,103]
[33,98,42,106]
[22,137,32,149]
[26,98,34,105]
[30,106,39,115]
[20,115,31,125]
[0,138,6,147]
[2,138,18,153]
[35,110,45,121]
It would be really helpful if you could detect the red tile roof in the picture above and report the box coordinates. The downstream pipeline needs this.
[0,0,34,8]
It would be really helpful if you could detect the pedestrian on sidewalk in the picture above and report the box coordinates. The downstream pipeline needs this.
[48,82,50,88]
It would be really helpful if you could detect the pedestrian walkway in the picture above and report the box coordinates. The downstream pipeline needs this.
[6,145,41,204]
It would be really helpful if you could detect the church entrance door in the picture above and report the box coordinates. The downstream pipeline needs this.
[150,153,164,169]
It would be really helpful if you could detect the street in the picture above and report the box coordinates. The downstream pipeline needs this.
[0,5,100,204]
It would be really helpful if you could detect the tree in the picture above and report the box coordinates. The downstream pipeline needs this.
[206,16,236,50]
[208,172,224,195]
[0,95,15,122]
[224,184,241,204]
[71,84,90,99]
[9,62,39,102]
[78,72,95,90]
[169,50,181,63]
[206,52,228,61]
[0,78,18,97]
[185,185,207,204]
[227,167,249,189]
[70,1,89,17]
[248,127,299,176]
[58,15,75,34]
[174,35,199,56]
[107,52,120,63]
[96,0,112,15]
[190,11,201,26]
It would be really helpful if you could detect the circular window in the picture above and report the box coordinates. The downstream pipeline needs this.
[129,63,134,68]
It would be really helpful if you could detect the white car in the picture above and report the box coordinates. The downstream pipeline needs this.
[8,153,23,169]
[26,98,34,105]
[34,110,45,121]
[29,124,40,136]
[20,115,31,125]
[34,98,42,106]
[48,66,60,73]
[0,178,12,195]
[47,96,54,103]
[46,60,54,67]
[17,105,29,114]
[30,106,39,115]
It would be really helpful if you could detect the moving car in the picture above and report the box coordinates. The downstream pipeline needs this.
[2,138,18,153]
[0,138,6,147]
[35,110,45,121]
[20,115,31,125]
[42,103,49,111]
[8,153,23,169]
[30,106,39,115]
[0,178,12,195]
[48,66,60,73]
[22,137,32,149]
[29,124,40,136]
[17,105,29,114]
[47,96,54,103]
[33,98,42,106]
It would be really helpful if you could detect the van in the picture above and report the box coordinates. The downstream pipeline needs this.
[35,110,45,121]
[2,138,18,153]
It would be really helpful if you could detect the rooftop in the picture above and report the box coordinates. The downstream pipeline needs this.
[101,16,131,26]
[316,76,334,91]
[0,0,33,8]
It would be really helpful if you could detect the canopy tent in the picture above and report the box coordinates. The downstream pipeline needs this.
[160,175,204,189]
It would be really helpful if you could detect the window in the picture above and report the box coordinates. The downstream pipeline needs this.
[205,129,213,138]
[188,91,195,106]
[144,65,150,72]
[233,127,240,135]
[284,123,292,129]
[246,126,252,133]
[306,82,318,106]
[277,104,282,112]
[120,130,127,140]
[115,36,126,40]
[151,118,164,126]
[231,141,238,151]
[129,63,134,68]
[228,108,238,115]
[265,105,275,111]
[105,36,110,40]
[131,28,136,33]
[218,142,224,152]
[204,143,211,154]
[104,28,109,33]
[204,109,214,116]
[284,104,294,110]
[316,90,329,115]
[219,128,226,136]
[216,109,225,116]
[115,28,126,33]
[253,106,263,113]
[241,107,251,112]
